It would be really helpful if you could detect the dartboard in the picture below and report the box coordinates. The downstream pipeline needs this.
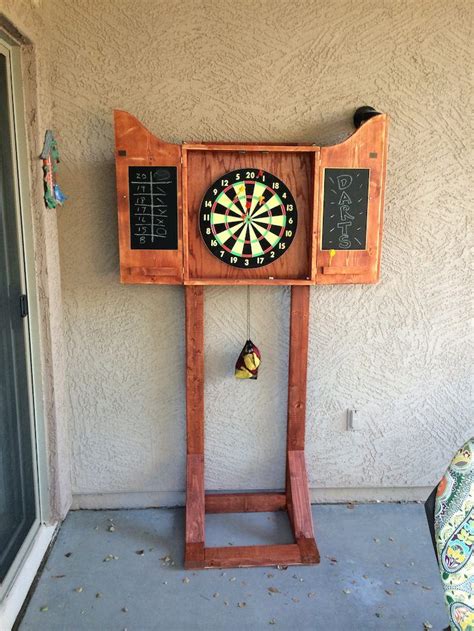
[199,168,298,268]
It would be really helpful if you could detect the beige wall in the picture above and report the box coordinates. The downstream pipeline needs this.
[5,0,473,508]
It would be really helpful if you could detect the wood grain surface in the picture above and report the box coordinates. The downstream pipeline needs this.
[184,149,316,283]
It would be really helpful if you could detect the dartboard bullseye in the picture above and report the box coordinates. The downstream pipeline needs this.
[199,168,298,268]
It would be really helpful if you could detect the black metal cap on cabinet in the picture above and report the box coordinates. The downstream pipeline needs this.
[354,106,382,129]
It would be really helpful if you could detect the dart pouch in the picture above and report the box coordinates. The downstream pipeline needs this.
[235,339,261,380]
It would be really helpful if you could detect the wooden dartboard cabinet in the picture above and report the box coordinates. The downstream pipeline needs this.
[114,107,389,569]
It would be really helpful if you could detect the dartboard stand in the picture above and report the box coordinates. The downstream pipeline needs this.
[114,108,389,569]
[185,284,318,568]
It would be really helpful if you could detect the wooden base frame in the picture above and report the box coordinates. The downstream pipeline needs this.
[185,285,320,569]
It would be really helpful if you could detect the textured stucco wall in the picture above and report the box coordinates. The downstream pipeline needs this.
[40,0,471,506]
[1,0,72,520]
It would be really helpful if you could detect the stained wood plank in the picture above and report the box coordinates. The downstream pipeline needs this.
[184,143,320,152]
[185,453,205,568]
[205,492,286,514]
[204,544,302,568]
[287,449,319,563]
[185,542,205,569]
[287,286,310,451]
[185,278,312,286]
[185,286,204,455]
[310,152,320,282]
[296,537,320,564]
[287,450,315,540]
[184,285,205,569]
[322,266,370,275]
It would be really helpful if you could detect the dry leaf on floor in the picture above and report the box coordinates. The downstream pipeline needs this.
[103,554,119,562]
[268,587,280,594]
[237,602,246,608]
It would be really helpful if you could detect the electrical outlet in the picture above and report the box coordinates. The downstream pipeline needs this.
[346,408,361,431]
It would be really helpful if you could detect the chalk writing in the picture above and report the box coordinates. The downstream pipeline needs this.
[129,166,178,250]
[321,168,369,250]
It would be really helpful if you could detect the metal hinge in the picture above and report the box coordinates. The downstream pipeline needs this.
[19,294,28,318]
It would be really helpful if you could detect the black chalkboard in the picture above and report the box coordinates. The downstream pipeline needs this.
[321,168,370,250]
[129,166,178,250]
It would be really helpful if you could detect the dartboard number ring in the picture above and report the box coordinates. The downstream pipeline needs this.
[199,168,298,268]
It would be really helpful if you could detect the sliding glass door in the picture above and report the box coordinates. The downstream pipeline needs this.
[0,41,37,583]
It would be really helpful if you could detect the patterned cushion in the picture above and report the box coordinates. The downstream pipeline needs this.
[435,438,474,631]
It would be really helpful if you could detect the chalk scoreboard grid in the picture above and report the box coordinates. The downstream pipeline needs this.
[128,166,178,250]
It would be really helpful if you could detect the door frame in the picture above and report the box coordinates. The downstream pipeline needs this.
[0,30,52,603]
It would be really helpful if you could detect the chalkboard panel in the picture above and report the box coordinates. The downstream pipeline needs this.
[129,166,178,250]
[321,168,369,250]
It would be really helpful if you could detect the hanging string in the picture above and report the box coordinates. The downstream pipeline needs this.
[247,285,251,340]
[235,285,261,379]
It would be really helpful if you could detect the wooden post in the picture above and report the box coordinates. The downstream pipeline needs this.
[185,286,205,568]
[286,286,320,563]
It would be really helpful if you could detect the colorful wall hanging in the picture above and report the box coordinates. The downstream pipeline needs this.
[40,130,67,209]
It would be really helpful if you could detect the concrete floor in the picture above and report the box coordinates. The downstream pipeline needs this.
[19,504,448,631]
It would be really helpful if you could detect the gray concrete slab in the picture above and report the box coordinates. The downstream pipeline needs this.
[19,504,448,631]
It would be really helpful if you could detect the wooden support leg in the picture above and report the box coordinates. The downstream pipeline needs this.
[288,450,319,562]
[185,287,205,568]
[286,286,320,564]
